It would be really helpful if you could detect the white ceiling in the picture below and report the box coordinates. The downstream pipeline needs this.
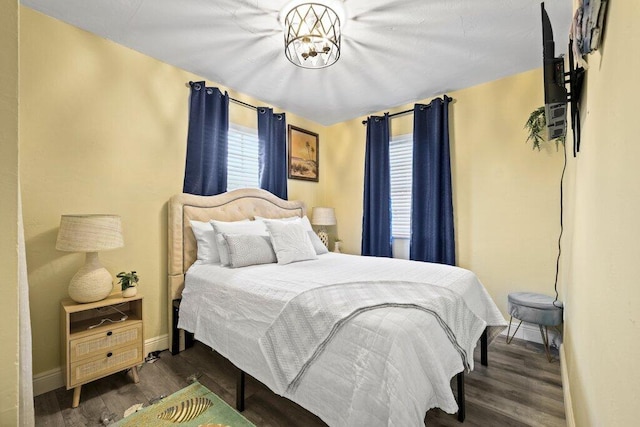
[21,0,572,126]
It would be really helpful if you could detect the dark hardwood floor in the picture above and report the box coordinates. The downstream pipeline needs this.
[34,336,565,426]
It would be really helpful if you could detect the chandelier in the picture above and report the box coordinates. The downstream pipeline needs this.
[283,2,342,69]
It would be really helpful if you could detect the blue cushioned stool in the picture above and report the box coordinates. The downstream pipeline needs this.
[507,292,563,362]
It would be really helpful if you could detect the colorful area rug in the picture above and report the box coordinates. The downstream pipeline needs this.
[115,382,255,427]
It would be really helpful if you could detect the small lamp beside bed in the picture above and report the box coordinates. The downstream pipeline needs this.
[56,214,124,303]
[311,207,336,248]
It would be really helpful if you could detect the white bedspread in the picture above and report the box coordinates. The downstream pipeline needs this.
[178,253,506,426]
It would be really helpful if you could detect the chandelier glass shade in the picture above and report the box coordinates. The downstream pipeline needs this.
[284,3,341,69]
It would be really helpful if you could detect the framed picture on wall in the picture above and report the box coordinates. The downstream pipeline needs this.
[288,125,319,182]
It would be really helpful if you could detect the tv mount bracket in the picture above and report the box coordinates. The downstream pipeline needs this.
[566,39,585,157]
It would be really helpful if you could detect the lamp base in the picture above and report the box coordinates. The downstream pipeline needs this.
[317,229,329,249]
[68,252,113,303]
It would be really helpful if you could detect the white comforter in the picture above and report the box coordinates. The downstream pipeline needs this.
[178,253,506,427]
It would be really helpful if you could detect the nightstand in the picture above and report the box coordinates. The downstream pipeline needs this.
[61,294,144,408]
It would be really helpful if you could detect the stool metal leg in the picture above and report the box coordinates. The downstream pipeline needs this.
[539,325,553,362]
[506,316,523,344]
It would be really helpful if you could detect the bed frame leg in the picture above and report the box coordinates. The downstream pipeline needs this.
[171,299,195,355]
[456,371,465,422]
[481,328,488,367]
[236,369,245,412]
[171,300,181,355]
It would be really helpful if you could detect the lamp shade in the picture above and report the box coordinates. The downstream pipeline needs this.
[56,214,124,252]
[56,214,124,303]
[311,207,336,226]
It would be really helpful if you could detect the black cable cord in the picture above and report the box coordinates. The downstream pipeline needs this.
[553,137,567,308]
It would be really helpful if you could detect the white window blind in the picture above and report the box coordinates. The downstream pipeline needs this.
[389,133,413,239]
[227,125,259,191]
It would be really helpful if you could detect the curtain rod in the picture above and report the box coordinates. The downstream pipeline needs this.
[361,108,412,125]
[186,81,257,111]
[230,98,257,111]
[361,95,453,125]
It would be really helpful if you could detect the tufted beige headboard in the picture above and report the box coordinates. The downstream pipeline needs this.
[167,188,305,351]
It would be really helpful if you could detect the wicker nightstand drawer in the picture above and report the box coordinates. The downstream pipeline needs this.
[69,322,142,363]
[69,343,143,387]
[61,294,144,407]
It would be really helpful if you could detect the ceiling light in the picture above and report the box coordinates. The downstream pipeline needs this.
[282,2,342,69]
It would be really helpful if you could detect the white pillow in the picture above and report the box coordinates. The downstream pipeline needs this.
[258,217,327,255]
[189,220,219,263]
[223,234,277,268]
[307,231,329,255]
[255,215,313,231]
[265,221,317,265]
[254,215,298,222]
[211,219,268,266]
[299,216,313,231]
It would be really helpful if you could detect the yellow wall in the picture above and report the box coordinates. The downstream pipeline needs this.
[325,69,565,316]
[562,1,640,425]
[0,0,20,423]
[20,7,325,376]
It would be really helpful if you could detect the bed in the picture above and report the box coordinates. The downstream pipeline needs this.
[167,188,507,426]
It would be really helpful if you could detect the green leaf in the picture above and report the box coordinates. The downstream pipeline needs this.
[524,106,564,151]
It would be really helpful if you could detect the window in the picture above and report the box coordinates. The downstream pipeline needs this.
[389,133,413,240]
[227,125,259,191]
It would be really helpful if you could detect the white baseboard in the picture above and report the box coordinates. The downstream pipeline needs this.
[33,334,169,397]
[144,333,169,355]
[33,367,64,397]
[500,320,562,348]
[560,344,575,427]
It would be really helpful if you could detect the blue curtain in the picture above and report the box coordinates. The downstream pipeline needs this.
[258,108,288,199]
[410,96,455,265]
[361,114,392,257]
[183,81,229,196]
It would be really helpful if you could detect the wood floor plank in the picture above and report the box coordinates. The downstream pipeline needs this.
[425,401,530,427]
[243,387,326,427]
[33,391,65,427]
[36,336,564,426]
[477,340,563,389]
[465,374,564,419]
[54,381,109,427]
[464,380,565,427]
[95,369,153,424]
[133,356,189,401]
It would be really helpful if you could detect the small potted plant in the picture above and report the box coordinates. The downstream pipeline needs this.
[117,271,139,297]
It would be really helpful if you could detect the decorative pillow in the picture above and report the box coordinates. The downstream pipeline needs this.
[308,231,329,255]
[258,217,326,255]
[211,219,268,266]
[222,234,277,268]
[189,220,219,263]
[265,221,317,265]
[255,215,313,231]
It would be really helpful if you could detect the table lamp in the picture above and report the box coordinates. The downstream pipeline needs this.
[311,207,336,248]
[56,214,124,303]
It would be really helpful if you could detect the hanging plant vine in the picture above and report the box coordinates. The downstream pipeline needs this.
[524,106,565,151]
